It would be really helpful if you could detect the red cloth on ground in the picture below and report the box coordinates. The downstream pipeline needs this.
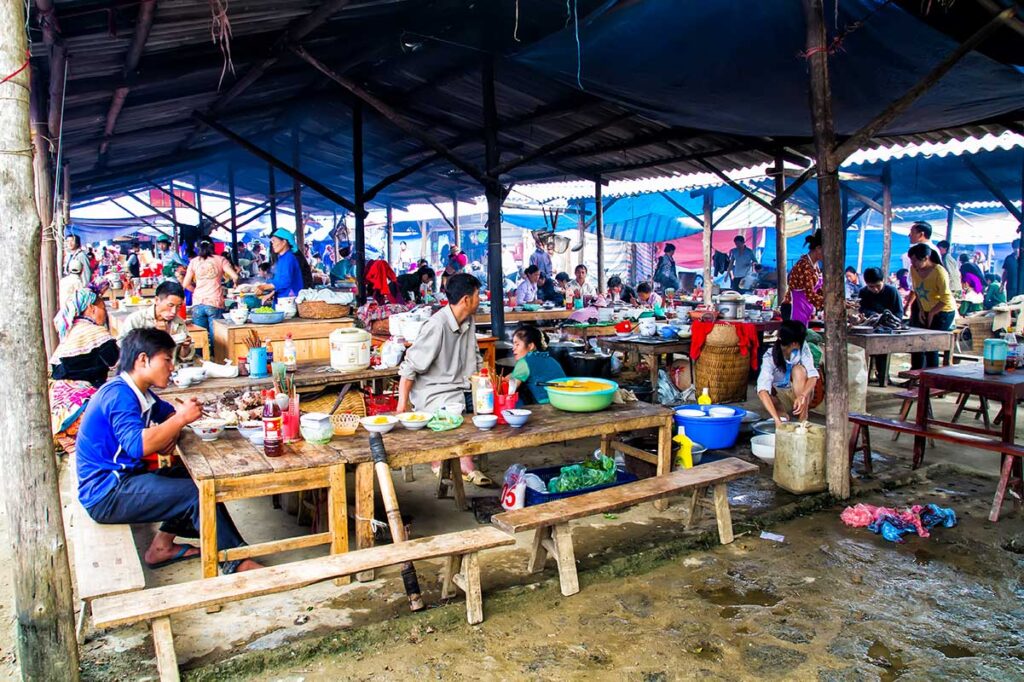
[365,259,399,304]
[689,321,759,369]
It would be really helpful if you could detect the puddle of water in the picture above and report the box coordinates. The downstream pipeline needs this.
[913,549,932,566]
[936,644,975,659]
[867,640,908,682]
[700,586,781,608]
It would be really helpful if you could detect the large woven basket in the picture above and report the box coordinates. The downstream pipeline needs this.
[694,344,749,403]
[704,323,739,347]
[964,317,995,353]
[297,301,351,319]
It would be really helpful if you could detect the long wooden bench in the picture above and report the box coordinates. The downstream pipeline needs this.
[491,458,759,597]
[90,527,514,682]
[848,413,1024,521]
[66,458,146,644]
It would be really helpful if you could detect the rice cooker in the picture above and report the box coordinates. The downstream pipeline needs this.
[716,291,745,320]
[330,328,372,371]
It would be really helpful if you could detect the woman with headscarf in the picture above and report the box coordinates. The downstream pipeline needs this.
[258,228,305,302]
[49,283,120,453]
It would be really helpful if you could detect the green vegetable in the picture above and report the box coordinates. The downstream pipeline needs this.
[253,306,276,313]
[547,454,617,493]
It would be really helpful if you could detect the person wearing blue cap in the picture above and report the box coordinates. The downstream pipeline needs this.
[258,229,305,301]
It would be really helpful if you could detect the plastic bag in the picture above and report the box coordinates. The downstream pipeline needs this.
[500,464,527,510]
[427,408,464,432]
[523,473,547,493]
[547,454,617,493]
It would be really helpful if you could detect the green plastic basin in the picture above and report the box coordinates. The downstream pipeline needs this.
[545,377,619,412]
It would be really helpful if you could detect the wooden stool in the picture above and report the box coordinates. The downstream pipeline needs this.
[436,459,468,511]
[951,392,992,430]
[892,388,944,448]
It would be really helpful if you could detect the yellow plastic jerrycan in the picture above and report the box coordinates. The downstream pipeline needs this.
[673,428,694,469]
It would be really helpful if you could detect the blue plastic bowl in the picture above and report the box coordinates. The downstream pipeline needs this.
[248,311,285,324]
[673,404,746,450]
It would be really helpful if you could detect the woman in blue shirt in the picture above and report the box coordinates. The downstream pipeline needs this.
[258,228,305,301]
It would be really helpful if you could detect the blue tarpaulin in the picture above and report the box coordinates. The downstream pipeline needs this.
[517,0,1024,137]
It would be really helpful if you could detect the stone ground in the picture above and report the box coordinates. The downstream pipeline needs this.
[1,358,1022,680]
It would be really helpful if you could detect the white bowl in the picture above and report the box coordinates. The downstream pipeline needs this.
[247,432,265,448]
[176,367,207,383]
[360,415,398,434]
[172,375,192,388]
[677,409,705,418]
[708,407,736,418]
[472,414,498,430]
[229,309,249,325]
[751,434,776,463]
[502,409,531,428]
[396,412,431,430]
[191,419,226,441]
[238,420,263,440]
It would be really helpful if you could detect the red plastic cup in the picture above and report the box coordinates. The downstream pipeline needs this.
[494,393,519,424]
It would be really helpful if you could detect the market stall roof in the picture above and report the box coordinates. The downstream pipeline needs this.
[38,0,1022,214]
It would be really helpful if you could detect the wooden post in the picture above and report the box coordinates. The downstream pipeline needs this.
[774,156,788,300]
[595,179,606,294]
[168,179,179,246]
[482,55,505,338]
[881,163,892,279]
[803,0,850,500]
[292,131,304,253]
[945,205,955,244]
[702,189,713,305]
[1,3,81,676]
[227,161,239,257]
[452,193,460,249]
[31,67,59,357]
[386,204,394,264]
[353,101,366,304]
[577,199,586,267]
[267,164,278,233]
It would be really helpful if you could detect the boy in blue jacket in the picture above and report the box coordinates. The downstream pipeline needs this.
[76,328,260,574]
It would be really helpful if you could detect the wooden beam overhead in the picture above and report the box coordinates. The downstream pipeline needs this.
[697,158,781,216]
[963,156,1024,221]
[841,185,885,215]
[772,164,818,208]
[490,113,633,176]
[658,191,703,224]
[194,111,359,213]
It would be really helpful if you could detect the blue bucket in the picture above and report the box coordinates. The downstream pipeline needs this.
[248,347,268,379]
[673,404,746,449]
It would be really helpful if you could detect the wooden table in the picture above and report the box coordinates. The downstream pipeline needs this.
[212,317,353,363]
[563,323,618,341]
[107,286,156,301]
[847,329,955,387]
[475,309,574,326]
[331,401,675,559]
[177,429,348,581]
[160,363,399,400]
[914,364,1024,519]
[108,308,210,361]
[597,336,693,402]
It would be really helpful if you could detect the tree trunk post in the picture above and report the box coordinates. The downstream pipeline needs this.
[482,54,505,339]
[881,162,893,279]
[595,179,606,294]
[803,0,850,500]
[267,164,278,233]
[702,189,713,305]
[1,3,81,675]
[774,155,788,301]
[31,67,58,358]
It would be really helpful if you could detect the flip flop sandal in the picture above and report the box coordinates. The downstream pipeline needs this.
[145,544,200,570]
[462,470,494,487]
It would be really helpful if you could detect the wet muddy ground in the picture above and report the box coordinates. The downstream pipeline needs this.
[212,468,1023,681]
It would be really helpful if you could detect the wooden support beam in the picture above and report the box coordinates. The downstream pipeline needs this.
[228,161,239,257]
[292,131,304,253]
[774,156,788,300]
[833,6,1015,164]
[489,113,632,176]
[658,191,704,224]
[803,0,850,500]
[364,155,438,202]
[712,196,745,229]
[589,143,761,176]
[194,112,359,213]
[30,66,59,358]
[386,204,394,264]
[596,178,606,294]
[1,5,83,673]
[452,194,460,248]
[881,162,893,278]
[34,0,67,144]
[842,186,884,215]
[353,101,366,303]
[702,190,713,305]
[482,55,505,338]
[145,180,224,231]
[291,44,489,186]
[963,156,1023,222]
[98,0,157,164]
[426,198,456,231]
[698,159,780,216]
[945,205,955,244]
[110,197,171,239]
[772,164,817,208]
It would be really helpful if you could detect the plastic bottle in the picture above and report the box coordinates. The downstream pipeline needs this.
[282,333,298,370]
[1004,332,1019,371]
[263,389,283,457]
[264,338,274,374]
[697,388,712,406]
[474,368,495,414]
[673,427,694,469]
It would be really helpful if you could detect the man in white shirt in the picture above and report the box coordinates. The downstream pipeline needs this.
[569,264,596,299]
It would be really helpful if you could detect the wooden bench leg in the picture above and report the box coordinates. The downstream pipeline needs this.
[441,554,460,600]
[848,422,862,469]
[653,420,673,512]
[712,483,735,544]
[548,524,579,596]
[527,526,551,573]
[989,454,1016,523]
[449,552,484,624]
[600,434,614,458]
[685,487,706,529]
[151,616,180,682]
[450,464,468,511]
[402,466,415,482]
[328,464,350,586]
[435,460,451,500]
[76,600,89,645]
[861,425,873,475]
[893,399,912,441]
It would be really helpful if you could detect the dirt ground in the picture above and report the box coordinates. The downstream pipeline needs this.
[1,367,1022,680]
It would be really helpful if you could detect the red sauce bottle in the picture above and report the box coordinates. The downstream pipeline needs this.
[263,389,283,457]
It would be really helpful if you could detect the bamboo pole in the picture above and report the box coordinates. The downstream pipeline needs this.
[352,101,366,304]
[1,3,81,675]
[773,156,788,301]
[386,204,394,264]
[228,161,239,257]
[881,163,892,279]
[945,205,955,244]
[803,0,850,500]
[267,164,278,233]
[292,130,304,253]
[31,67,59,357]
[595,180,605,294]
[452,193,460,250]
[702,190,713,305]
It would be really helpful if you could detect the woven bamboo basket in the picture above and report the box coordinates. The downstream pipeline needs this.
[964,316,995,353]
[297,301,351,319]
[694,328,749,403]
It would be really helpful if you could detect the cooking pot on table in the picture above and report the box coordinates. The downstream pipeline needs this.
[548,340,586,372]
[568,351,612,378]
[716,299,744,320]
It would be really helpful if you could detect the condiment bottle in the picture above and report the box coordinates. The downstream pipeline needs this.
[474,368,495,414]
[283,333,297,370]
[697,388,712,406]
[673,427,694,469]
[264,338,274,374]
[263,389,283,457]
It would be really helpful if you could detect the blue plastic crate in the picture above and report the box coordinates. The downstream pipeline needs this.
[524,464,639,507]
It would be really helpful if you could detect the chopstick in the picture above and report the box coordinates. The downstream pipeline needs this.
[174,397,217,419]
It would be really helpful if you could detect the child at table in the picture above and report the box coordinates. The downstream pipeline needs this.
[755,320,820,426]
[76,328,261,574]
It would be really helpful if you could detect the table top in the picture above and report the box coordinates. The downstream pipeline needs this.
[178,429,342,481]
[160,363,399,399]
[212,317,353,331]
[848,329,953,339]
[598,336,692,353]
[919,363,1024,399]
[475,308,574,323]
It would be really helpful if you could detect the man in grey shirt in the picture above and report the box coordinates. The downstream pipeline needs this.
[396,273,490,485]
[728,235,757,291]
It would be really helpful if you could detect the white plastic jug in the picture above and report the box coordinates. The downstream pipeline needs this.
[773,422,826,494]
[329,328,371,371]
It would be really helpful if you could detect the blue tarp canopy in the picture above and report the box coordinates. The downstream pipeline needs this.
[517,0,1024,138]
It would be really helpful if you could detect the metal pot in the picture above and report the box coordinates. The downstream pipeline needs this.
[568,352,612,378]
[548,340,586,372]
[717,299,744,320]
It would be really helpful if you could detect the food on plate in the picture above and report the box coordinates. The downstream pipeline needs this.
[549,379,613,393]
[402,413,427,422]
[368,416,392,425]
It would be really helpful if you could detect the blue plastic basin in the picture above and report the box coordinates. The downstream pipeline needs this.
[672,404,746,450]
